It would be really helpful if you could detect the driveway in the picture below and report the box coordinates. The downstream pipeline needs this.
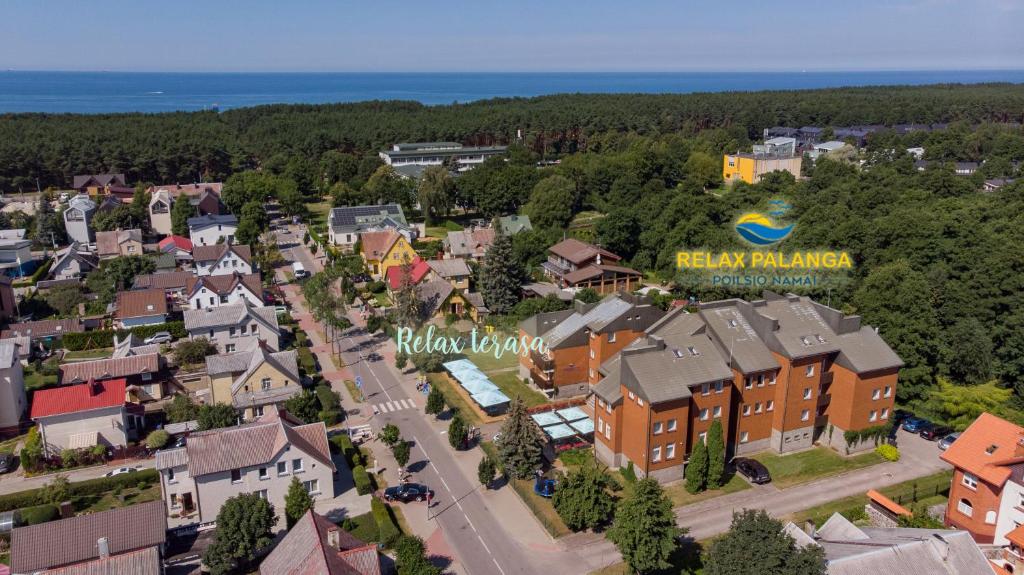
[0,458,155,495]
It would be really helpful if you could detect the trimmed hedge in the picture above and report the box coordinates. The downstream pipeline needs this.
[20,503,58,525]
[0,468,159,513]
[61,323,187,351]
[353,465,372,496]
[372,497,400,546]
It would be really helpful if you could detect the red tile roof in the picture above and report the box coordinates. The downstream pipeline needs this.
[259,510,380,575]
[116,289,168,319]
[360,230,402,260]
[59,354,161,384]
[186,272,263,298]
[548,238,620,264]
[385,257,430,290]
[1007,523,1024,548]
[158,235,193,252]
[0,318,84,339]
[192,243,252,264]
[940,412,1024,487]
[30,378,128,419]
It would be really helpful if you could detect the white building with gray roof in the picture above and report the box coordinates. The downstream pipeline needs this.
[183,300,280,353]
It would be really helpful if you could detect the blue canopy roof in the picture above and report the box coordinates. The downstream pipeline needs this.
[531,412,562,427]
[461,378,500,395]
[569,418,595,434]
[472,389,511,408]
[443,359,477,372]
[543,423,575,440]
[555,407,589,422]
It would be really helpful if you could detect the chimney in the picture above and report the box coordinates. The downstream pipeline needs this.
[596,253,602,265]
[804,520,817,539]
[929,534,949,562]
[97,537,110,558]
[326,526,340,550]
[88,378,100,397]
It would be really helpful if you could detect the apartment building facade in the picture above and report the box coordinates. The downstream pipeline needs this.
[588,291,902,481]
[518,294,665,398]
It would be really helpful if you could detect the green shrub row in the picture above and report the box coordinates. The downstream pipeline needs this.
[371,497,400,546]
[19,503,59,525]
[0,469,159,512]
[61,322,186,351]
[353,465,373,496]
[844,423,892,448]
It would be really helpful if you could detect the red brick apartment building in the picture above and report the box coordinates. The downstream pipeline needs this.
[941,412,1024,560]
[518,293,665,398]
[588,291,902,482]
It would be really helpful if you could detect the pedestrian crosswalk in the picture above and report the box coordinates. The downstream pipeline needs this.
[372,398,417,414]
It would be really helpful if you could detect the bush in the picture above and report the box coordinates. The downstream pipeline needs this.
[353,465,373,495]
[875,444,900,461]
[366,281,386,294]
[145,430,170,450]
[371,497,401,546]
[20,503,58,525]
[61,322,187,351]
[0,468,161,513]
[621,461,637,484]
[173,338,217,365]
[318,409,342,426]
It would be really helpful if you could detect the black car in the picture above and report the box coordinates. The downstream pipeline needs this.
[891,409,912,426]
[920,424,954,441]
[383,483,434,503]
[733,457,771,484]
[0,453,13,474]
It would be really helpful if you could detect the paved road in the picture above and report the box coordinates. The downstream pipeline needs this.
[0,459,155,495]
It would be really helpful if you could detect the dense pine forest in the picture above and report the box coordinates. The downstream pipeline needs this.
[3,83,1024,423]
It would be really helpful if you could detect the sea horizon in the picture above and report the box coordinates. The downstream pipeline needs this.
[2,69,1023,114]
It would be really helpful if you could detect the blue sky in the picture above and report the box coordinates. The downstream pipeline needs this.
[2,0,1021,72]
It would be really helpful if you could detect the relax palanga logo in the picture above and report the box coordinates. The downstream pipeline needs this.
[734,200,794,246]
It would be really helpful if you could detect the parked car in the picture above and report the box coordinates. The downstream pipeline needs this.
[274,305,289,315]
[383,483,433,503]
[144,331,172,345]
[938,432,961,450]
[920,424,954,441]
[901,416,930,433]
[171,436,187,449]
[891,409,912,427]
[103,466,138,477]
[0,453,13,474]
[733,457,771,484]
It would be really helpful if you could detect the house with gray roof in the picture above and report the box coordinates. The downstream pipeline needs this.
[183,300,280,353]
[0,339,26,431]
[260,509,382,575]
[206,341,301,420]
[327,203,411,252]
[49,241,98,281]
[378,142,507,172]
[63,195,97,244]
[188,214,238,247]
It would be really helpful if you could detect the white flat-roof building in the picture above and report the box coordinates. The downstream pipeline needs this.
[379,142,507,171]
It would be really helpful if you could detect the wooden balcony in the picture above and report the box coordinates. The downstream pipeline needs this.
[530,369,554,390]
[530,350,555,373]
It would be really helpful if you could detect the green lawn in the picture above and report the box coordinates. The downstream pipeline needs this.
[458,335,523,373]
[425,220,465,239]
[74,483,162,514]
[372,292,391,308]
[488,372,548,408]
[306,201,332,227]
[751,447,885,489]
[664,472,752,507]
[63,348,113,360]
[0,434,26,454]
[427,373,481,425]
[23,362,58,390]
[783,469,953,527]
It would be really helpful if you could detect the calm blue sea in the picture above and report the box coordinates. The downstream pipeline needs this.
[1,70,1023,114]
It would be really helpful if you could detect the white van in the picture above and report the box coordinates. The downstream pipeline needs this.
[292,262,308,279]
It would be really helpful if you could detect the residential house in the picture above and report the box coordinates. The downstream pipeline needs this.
[206,342,301,420]
[49,242,98,280]
[58,353,167,401]
[542,238,642,294]
[445,226,494,261]
[782,512,994,575]
[260,509,382,575]
[183,300,280,353]
[0,233,33,278]
[115,289,168,328]
[997,525,1024,574]
[328,203,411,251]
[132,270,194,298]
[940,412,1024,545]
[0,340,27,432]
[0,275,16,322]
[72,173,127,195]
[10,501,165,575]
[187,272,264,310]
[723,142,803,185]
[153,252,178,273]
[906,147,925,159]
[29,378,145,455]
[154,409,334,526]
[984,178,1015,192]
[360,230,417,280]
[1,318,85,342]
[378,142,507,171]
[193,244,253,277]
[148,189,174,234]
[498,214,533,235]
[385,256,430,293]
[158,235,194,262]
[63,195,98,244]
[148,182,225,216]
[588,292,902,481]
[955,162,980,176]
[95,228,143,259]
[519,293,665,399]
[0,335,32,365]
[188,214,238,247]
[426,258,472,290]
[97,195,124,214]
[807,140,850,160]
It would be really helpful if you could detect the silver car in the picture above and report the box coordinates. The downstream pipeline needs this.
[144,331,172,345]
[938,432,961,450]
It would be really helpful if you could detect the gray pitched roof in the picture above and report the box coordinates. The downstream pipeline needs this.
[183,301,279,332]
[416,279,455,318]
[329,204,407,233]
[187,214,238,229]
[426,258,471,278]
[543,296,633,349]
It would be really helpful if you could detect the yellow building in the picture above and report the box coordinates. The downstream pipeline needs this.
[723,153,802,185]
[360,230,417,279]
[205,344,301,420]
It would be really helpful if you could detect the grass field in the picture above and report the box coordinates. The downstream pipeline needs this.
[751,447,885,489]
[488,372,548,408]
[62,348,113,360]
[23,361,58,390]
[306,201,331,227]
[425,219,466,239]
[427,372,482,426]
[664,472,751,507]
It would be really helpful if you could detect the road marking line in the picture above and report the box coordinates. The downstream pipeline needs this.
[477,535,490,554]
[492,557,506,575]
[465,515,476,532]
[402,398,414,409]
[385,401,395,411]
[379,403,390,413]
[372,405,380,415]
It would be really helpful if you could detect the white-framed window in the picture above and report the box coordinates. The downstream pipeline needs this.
[869,410,877,422]
[653,421,663,435]
[666,443,676,459]
[755,402,763,414]
[770,373,777,385]
[803,388,812,400]
[608,332,616,343]
[872,389,880,400]
[743,405,751,416]
[701,382,710,396]
[170,493,180,508]
[800,409,810,422]
[628,391,635,400]
[590,349,595,359]
[589,369,595,379]
[740,431,749,443]
[758,374,765,387]
[806,365,815,377]
[745,377,752,390]
[231,469,242,483]
[604,424,611,439]
[767,400,774,411]
[667,419,677,432]
[167,468,176,483]
[254,406,265,417]
[258,467,268,479]
[597,419,604,434]
[962,472,978,490]
[605,403,612,414]
[225,344,236,353]
[715,380,723,394]
[278,461,288,475]
[958,498,973,517]
[293,458,303,473]
[597,399,604,408]
[985,510,997,525]
[700,408,709,421]
[652,446,661,463]
[256,489,268,500]
[712,405,721,418]
[637,397,644,407]
[698,431,707,443]
[881,408,889,420]
[261,377,272,391]
[884,386,892,398]
[304,479,320,495]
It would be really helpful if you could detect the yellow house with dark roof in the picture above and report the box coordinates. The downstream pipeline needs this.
[360,230,416,280]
